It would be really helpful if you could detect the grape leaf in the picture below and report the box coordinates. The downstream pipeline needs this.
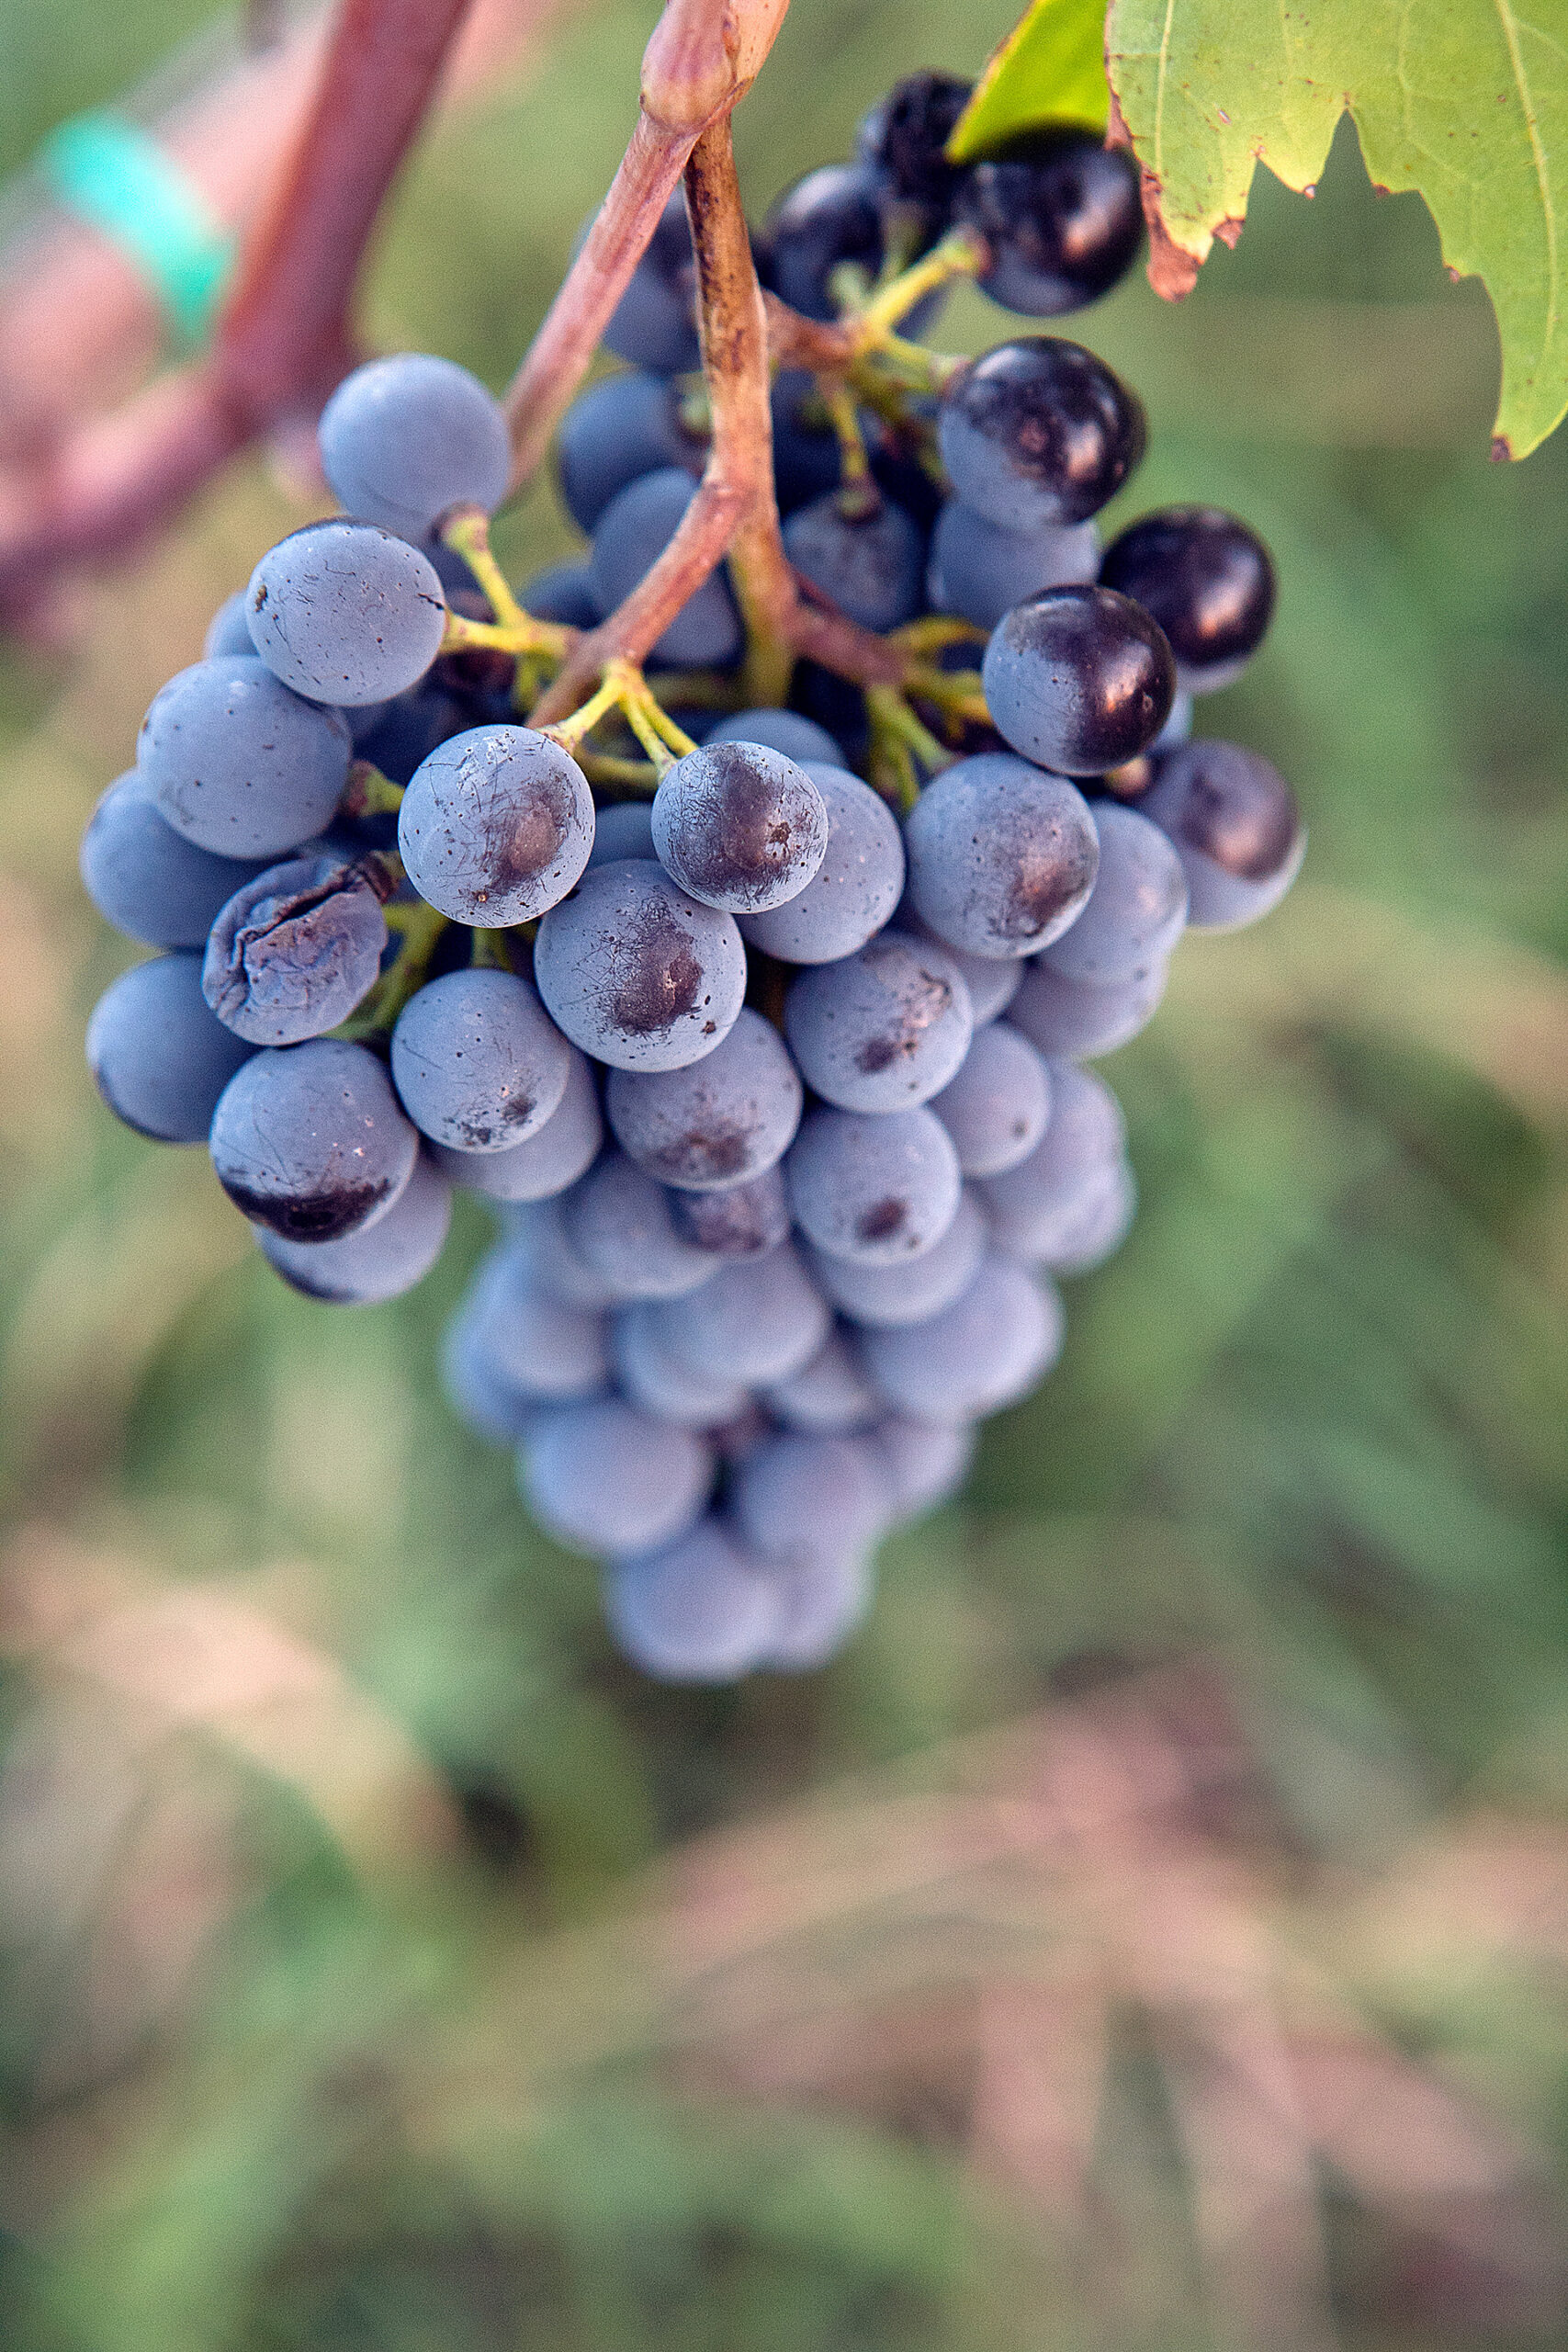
[947,0,1110,161]
[1104,0,1568,461]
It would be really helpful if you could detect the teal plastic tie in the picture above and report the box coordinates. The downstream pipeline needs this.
[40,111,236,348]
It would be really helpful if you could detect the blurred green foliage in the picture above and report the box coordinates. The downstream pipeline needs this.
[0,2,1566,2347]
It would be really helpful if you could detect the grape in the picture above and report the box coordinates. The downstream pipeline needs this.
[603,191,701,374]
[389,966,571,1150]
[612,1302,750,1427]
[534,857,746,1072]
[1136,741,1305,929]
[80,770,266,950]
[863,1254,1064,1422]
[665,1165,790,1258]
[245,521,448,706]
[456,1243,609,1400]
[139,657,352,859]
[904,753,1100,958]
[781,493,925,633]
[86,954,256,1143]
[422,537,479,599]
[1038,1157,1136,1274]
[807,1184,986,1327]
[763,1327,879,1432]
[557,370,702,534]
[605,1006,802,1189]
[1153,690,1194,752]
[257,1151,452,1304]
[519,561,601,628]
[770,369,843,513]
[927,500,1099,630]
[1036,802,1188,987]
[209,1037,419,1241]
[982,585,1176,775]
[521,1399,713,1556]
[705,708,841,765]
[649,1242,828,1385]
[786,1104,960,1265]
[397,724,594,924]
[430,1043,601,1200]
[856,71,973,248]
[976,1062,1125,1259]
[353,684,465,786]
[440,1312,542,1445]
[347,704,397,752]
[203,591,255,659]
[651,741,828,913]
[939,339,1145,530]
[794,668,871,763]
[733,1432,890,1574]
[784,929,973,1113]
[561,1152,719,1298]
[1009,956,1166,1059]
[317,353,510,539]
[605,1521,779,1683]
[1100,507,1276,691]
[953,131,1143,316]
[590,469,742,668]
[585,800,656,868]
[900,914,1024,1025]
[506,1193,624,1308]
[874,1416,976,1523]
[868,407,947,526]
[763,1548,873,1671]
[738,764,904,966]
[763,163,884,321]
[929,1022,1051,1177]
[203,854,388,1044]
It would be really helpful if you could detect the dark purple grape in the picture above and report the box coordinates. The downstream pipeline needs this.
[856,71,975,250]
[354,685,466,786]
[782,493,925,633]
[556,370,702,535]
[1100,507,1277,688]
[983,584,1176,775]
[520,562,601,628]
[604,190,701,375]
[771,371,843,514]
[764,164,885,322]
[953,129,1142,317]
[1137,740,1304,928]
[857,72,974,212]
[939,339,1145,529]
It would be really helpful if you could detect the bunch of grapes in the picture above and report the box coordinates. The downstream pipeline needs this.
[79,74,1303,1682]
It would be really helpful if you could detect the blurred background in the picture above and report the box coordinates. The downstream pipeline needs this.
[2,1,1567,2346]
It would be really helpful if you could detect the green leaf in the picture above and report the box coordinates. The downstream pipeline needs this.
[1105,0,1568,461]
[947,0,1110,162]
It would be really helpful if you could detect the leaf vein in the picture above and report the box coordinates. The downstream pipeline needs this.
[1154,0,1179,183]
[1494,0,1559,360]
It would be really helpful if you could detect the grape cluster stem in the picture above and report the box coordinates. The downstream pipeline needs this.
[513,114,993,803]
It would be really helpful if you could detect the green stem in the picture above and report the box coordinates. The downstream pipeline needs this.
[470,927,521,972]
[333,899,448,1040]
[906,663,988,724]
[439,503,530,632]
[341,760,405,819]
[856,229,985,339]
[578,750,661,792]
[865,683,955,810]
